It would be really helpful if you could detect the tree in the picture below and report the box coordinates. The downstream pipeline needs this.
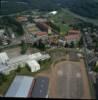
[64,42,69,48]
[35,39,46,51]
[16,65,21,72]
[70,41,74,48]
[0,73,7,85]
[20,40,28,54]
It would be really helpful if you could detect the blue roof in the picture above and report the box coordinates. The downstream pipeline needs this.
[32,76,49,98]
[5,75,34,97]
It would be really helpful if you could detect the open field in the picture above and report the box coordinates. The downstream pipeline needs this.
[49,60,91,99]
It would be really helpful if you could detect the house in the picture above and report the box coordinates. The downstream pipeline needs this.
[32,76,49,98]
[36,32,48,37]
[65,34,80,43]
[65,30,81,44]
[16,16,28,22]
[26,60,40,72]
[33,18,47,23]
[36,22,51,33]
[68,30,80,35]
[5,75,35,97]
[34,32,48,41]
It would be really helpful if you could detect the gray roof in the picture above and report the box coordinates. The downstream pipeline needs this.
[32,76,49,98]
[5,75,34,97]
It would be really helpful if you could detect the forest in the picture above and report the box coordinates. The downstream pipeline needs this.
[0,0,98,19]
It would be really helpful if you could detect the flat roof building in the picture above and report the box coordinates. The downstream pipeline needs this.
[5,75,34,97]
[32,76,49,98]
[26,60,40,72]
[0,52,50,74]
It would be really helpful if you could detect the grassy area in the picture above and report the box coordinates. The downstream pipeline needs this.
[47,48,67,61]
[49,9,77,35]
[49,9,75,25]
[60,24,70,35]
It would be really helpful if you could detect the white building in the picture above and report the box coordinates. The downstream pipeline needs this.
[0,29,5,36]
[26,60,40,72]
[0,52,9,64]
[49,11,57,15]
[5,75,34,97]
[0,52,50,74]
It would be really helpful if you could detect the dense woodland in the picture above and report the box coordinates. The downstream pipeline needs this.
[0,0,98,19]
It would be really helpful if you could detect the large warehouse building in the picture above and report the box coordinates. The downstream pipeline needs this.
[32,76,49,98]
[5,76,49,98]
[5,75,35,97]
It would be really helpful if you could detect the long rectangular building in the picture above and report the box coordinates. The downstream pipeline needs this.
[5,75,34,97]
[32,76,49,98]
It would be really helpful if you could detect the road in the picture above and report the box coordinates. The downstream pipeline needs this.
[82,32,96,98]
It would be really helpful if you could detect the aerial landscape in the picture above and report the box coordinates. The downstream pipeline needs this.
[0,0,98,99]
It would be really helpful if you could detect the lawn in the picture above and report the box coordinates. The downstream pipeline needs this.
[47,48,67,61]
[49,9,75,35]
[60,24,71,35]
[49,9,76,25]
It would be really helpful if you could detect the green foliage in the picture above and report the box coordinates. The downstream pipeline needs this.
[20,40,28,54]
[94,66,98,72]
[16,65,21,72]
[0,73,8,85]
[1,0,98,19]
[1,16,24,36]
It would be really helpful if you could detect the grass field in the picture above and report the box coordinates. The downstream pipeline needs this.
[49,9,79,35]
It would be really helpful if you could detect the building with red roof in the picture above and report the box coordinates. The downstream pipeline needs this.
[68,30,80,35]
[36,22,51,33]
[16,16,28,22]
[36,32,48,36]
[65,30,81,43]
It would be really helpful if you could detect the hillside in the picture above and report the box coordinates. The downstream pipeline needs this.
[0,0,98,19]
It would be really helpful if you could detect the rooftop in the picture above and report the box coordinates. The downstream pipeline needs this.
[5,75,34,97]
[65,34,80,41]
[69,30,80,35]
[32,76,49,98]
[36,32,48,36]
[0,52,9,64]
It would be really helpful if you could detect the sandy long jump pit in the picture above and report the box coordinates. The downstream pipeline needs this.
[49,60,91,99]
